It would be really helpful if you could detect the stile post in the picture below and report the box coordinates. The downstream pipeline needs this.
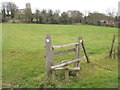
[45,35,54,81]
[113,48,116,59]
[81,38,90,63]
[52,69,55,81]
[74,36,82,77]
[74,45,79,66]
[65,65,69,82]
[109,35,115,58]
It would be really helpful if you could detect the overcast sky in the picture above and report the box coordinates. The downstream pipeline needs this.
[0,0,119,14]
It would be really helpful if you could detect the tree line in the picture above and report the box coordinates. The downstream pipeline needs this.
[1,1,120,27]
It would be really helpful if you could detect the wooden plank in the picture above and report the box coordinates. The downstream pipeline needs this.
[45,35,54,80]
[69,67,80,71]
[51,56,86,69]
[53,67,65,70]
[52,43,78,49]
[55,59,73,66]
[54,48,75,56]
[53,67,80,71]
[81,40,90,63]
[109,35,115,58]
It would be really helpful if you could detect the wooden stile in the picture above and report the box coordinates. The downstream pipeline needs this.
[45,35,90,82]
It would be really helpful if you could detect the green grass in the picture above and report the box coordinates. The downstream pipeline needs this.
[2,24,118,88]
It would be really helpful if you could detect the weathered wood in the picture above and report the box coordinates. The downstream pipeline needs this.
[75,37,82,66]
[109,35,115,58]
[53,67,65,70]
[53,67,80,71]
[45,35,54,80]
[113,48,116,59]
[51,56,86,69]
[55,59,75,66]
[74,44,79,67]
[74,36,82,77]
[54,48,75,57]
[76,71,80,77]
[55,60,70,65]
[64,66,69,82]
[81,40,90,63]
[69,67,80,71]
[52,43,78,49]
[52,69,55,81]
[45,35,90,81]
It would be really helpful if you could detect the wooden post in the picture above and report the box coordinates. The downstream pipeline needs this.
[74,36,82,77]
[52,69,55,81]
[74,45,79,66]
[109,35,115,58]
[75,44,80,77]
[45,35,54,80]
[65,65,69,82]
[81,38,90,63]
[77,36,82,66]
[113,48,116,59]
[52,49,55,81]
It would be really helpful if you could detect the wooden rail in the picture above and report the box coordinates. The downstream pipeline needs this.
[53,67,80,71]
[52,43,78,49]
[51,56,86,69]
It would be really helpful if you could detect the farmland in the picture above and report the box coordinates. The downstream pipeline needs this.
[2,24,118,88]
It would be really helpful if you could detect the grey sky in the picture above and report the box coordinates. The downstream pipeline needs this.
[0,0,119,14]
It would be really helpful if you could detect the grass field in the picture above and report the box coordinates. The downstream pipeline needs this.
[2,24,118,88]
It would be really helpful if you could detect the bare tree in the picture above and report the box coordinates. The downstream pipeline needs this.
[1,2,6,20]
[82,10,90,24]
[105,8,117,27]
[1,1,18,20]
[106,8,116,17]
[6,2,18,18]
[35,9,40,23]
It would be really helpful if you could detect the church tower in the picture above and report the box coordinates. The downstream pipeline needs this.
[26,3,31,9]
